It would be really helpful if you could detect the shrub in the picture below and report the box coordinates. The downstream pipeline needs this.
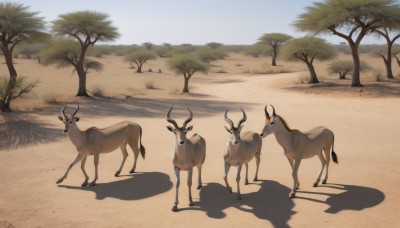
[145,80,156,89]
[43,92,61,104]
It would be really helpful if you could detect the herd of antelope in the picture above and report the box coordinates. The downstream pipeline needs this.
[57,103,338,211]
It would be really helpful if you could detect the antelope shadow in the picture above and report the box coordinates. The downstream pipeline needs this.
[59,172,173,200]
[296,183,385,214]
[182,180,296,228]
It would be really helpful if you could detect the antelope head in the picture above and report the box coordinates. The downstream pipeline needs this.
[224,108,247,145]
[166,105,193,145]
[260,104,277,138]
[58,103,80,133]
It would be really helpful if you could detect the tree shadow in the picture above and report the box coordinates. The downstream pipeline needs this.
[184,180,295,228]
[0,113,63,151]
[36,96,258,119]
[58,172,173,200]
[296,183,385,214]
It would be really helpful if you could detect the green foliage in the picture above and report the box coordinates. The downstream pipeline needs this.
[52,11,120,43]
[125,49,157,73]
[258,33,292,46]
[0,2,49,45]
[154,46,171,57]
[40,39,81,68]
[206,42,223,49]
[0,76,38,106]
[15,43,48,59]
[243,44,271,57]
[196,48,228,63]
[280,37,337,62]
[142,42,154,50]
[167,53,210,76]
[294,0,400,34]
[328,60,371,79]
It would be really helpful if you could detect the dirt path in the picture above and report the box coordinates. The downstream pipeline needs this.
[1,72,399,227]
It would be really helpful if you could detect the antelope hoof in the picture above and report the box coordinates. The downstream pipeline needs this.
[313,182,318,187]
[81,182,88,187]
[289,192,296,198]
[171,205,178,212]
[89,182,96,186]
[227,187,232,194]
[114,171,121,177]
[253,177,258,182]
[189,201,194,207]
[322,179,327,184]
[56,178,64,184]
[244,180,249,185]
[129,169,135,174]
[197,185,202,190]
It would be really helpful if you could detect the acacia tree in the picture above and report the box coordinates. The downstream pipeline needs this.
[258,33,292,66]
[40,40,104,86]
[52,11,119,96]
[371,29,400,79]
[328,60,371,79]
[167,54,210,93]
[125,49,157,73]
[294,0,400,87]
[280,37,336,84]
[206,42,223,49]
[0,2,48,111]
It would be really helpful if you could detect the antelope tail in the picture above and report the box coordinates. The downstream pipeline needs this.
[139,126,146,159]
[331,134,338,164]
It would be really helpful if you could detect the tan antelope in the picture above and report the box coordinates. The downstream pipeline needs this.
[223,108,262,200]
[166,105,206,212]
[260,105,338,198]
[57,103,145,186]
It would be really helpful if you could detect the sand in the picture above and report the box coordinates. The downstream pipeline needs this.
[0,53,399,227]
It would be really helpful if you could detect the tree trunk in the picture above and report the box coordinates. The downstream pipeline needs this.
[76,68,89,97]
[272,48,277,66]
[350,45,363,87]
[339,73,346,79]
[136,63,142,73]
[306,62,319,84]
[3,49,17,77]
[182,77,189,93]
[385,44,394,79]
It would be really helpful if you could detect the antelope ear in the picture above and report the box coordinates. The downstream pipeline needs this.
[186,125,193,132]
[74,117,80,122]
[58,116,64,121]
[166,126,174,132]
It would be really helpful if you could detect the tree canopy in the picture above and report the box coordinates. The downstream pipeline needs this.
[293,0,400,86]
[280,37,336,83]
[167,53,210,93]
[258,33,292,66]
[125,49,157,73]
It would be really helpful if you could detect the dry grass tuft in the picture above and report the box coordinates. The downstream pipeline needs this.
[145,80,157,89]
[43,92,62,104]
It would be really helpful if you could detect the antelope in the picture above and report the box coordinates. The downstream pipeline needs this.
[56,103,145,186]
[260,104,338,198]
[166,105,206,212]
[223,108,262,200]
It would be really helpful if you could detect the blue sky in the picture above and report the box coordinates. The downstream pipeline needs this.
[11,0,386,45]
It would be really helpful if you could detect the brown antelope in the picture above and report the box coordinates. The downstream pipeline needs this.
[260,104,338,198]
[166,105,206,212]
[57,103,145,186]
[223,108,262,200]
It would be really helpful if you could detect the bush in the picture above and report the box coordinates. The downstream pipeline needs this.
[43,92,61,104]
[91,85,106,98]
[0,76,38,112]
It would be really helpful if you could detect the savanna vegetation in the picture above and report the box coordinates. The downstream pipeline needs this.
[1,0,400,112]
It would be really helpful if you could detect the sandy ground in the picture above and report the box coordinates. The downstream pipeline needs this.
[1,54,400,227]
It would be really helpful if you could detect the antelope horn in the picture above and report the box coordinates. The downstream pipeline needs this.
[166,106,179,129]
[61,104,67,116]
[224,108,234,129]
[238,107,247,127]
[183,105,193,127]
[264,105,270,118]
[271,104,276,117]
[71,102,80,116]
